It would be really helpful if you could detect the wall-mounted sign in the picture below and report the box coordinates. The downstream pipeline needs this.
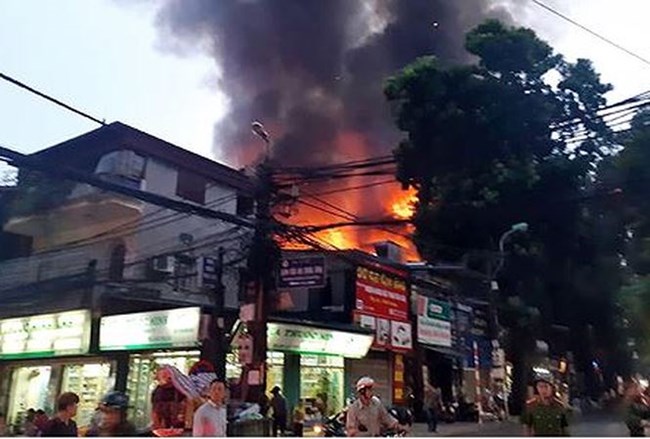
[355,265,411,352]
[197,256,220,290]
[278,256,326,288]
[355,266,408,321]
[0,310,91,359]
[99,307,201,351]
[391,321,413,350]
[267,322,373,359]
[417,296,452,347]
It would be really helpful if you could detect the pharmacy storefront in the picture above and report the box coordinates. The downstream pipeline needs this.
[237,320,373,423]
[0,310,115,432]
[98,307,203,429]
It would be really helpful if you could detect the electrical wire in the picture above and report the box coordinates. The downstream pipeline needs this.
[531,0,650,68]
[0,71,106,125]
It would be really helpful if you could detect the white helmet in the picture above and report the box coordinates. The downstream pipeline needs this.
[356,376,375,392]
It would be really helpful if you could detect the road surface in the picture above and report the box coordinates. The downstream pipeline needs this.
[411,411,628,436]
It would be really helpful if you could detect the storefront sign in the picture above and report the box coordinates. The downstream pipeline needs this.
[417,316,452,347]
[267,322,373,358]
[393,354,405,404]
[99,307,200,351]
[0,310,91,359]
[355,266,408,320]
[278,256,326,288]
[391,321,413,350]
[355,265,411,352]
[416,296,452,347]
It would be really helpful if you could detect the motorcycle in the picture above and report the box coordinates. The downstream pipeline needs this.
[316,406,412,437]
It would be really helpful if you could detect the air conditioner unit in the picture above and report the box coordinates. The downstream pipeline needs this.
[152,256,175,274]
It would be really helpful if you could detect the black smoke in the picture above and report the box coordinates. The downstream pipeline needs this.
[155,0,511,166]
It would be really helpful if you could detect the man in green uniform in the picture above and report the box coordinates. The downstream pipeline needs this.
[521,371,570,436]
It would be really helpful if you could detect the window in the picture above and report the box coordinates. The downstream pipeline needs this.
[176,169,206,204]
[108,244,126,281]
[236,194,255,217]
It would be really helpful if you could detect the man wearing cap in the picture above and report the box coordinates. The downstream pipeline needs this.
[346,377,402,437]
[521,371,570,436]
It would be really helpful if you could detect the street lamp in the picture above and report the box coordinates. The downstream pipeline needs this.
[252,120,271,157]
[491,222,529,419]
[496,222,529,278]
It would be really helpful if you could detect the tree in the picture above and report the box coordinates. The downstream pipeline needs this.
[385,20,624,413]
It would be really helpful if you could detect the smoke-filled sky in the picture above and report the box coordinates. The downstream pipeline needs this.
[1,0,650,165]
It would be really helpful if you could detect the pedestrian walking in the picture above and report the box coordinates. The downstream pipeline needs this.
[625,381,650,437]
[270,386,288,437]
[521,371,569,436]
[423,384,441,433]
[41,392,80,437]
[192,379,227,437]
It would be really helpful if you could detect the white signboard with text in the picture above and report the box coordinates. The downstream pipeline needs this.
[267,322,373,358]
[100,307,201,351]
[0,310,91,359]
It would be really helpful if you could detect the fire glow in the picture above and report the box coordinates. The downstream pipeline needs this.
[283,182,420,261]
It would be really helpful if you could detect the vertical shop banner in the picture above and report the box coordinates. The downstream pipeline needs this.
[416,296,452,347]
[355,266,411,352]
[464,305,493,368]
[393,353,406,404]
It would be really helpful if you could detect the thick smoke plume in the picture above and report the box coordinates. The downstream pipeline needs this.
[156,0,510,166]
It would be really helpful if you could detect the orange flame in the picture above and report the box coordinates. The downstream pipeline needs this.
[391,188,417,220]
[278,132,422,262]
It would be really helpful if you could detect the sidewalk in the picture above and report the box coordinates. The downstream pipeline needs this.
[410,420,519,437]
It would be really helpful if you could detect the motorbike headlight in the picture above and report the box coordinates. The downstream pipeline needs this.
[313,424,323,435]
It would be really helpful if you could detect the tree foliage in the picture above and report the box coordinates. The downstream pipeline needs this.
[385,20,625,408]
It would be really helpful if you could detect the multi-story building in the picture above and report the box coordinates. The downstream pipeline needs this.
[0,122,254,430]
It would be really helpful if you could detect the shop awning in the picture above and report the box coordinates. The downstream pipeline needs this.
[422,345,466,359]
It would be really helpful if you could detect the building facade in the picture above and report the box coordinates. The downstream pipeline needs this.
[0,122,253,431]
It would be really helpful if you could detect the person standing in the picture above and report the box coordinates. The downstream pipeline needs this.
[521,372,569,437]
[41,392,80,437]
[270,386,288,437]
[423,384,441,433]
[86,391,136,437]
[192,379,228,437]
[625,381,650,437]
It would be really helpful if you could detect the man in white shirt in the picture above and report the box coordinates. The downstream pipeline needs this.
[193,379,228,437]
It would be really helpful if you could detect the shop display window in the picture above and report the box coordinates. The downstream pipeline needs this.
[61,363,113,428]
[300,355,344,418]
[6,366,54,430]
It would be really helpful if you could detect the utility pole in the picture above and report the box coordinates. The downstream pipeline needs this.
[242,122,279,404]
[200,247,227,380]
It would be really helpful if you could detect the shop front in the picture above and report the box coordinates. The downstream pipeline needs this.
[415,294,460,402]
[263,320,373,422]
[352,264,413,407]
[98,306,203,429]
[0,309,115,432]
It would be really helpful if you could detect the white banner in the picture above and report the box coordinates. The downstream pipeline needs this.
[417,315,452,347]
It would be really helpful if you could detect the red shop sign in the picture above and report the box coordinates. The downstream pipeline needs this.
[355,266,408,321]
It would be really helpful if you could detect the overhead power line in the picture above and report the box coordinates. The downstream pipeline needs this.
[531,0,650,68]
[0,72,106,126]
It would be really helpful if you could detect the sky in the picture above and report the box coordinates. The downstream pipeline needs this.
[1,0,649,167]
